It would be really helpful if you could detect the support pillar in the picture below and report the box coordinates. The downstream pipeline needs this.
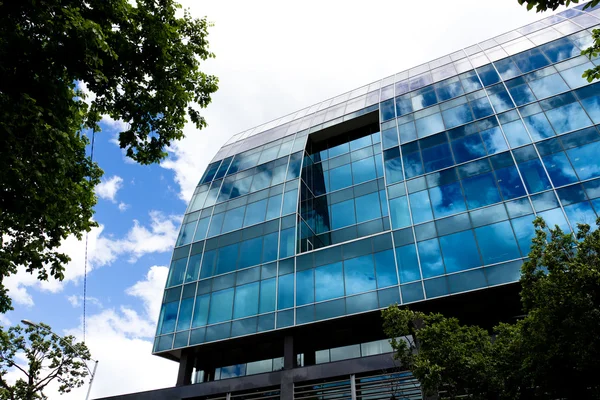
[176,350,195,387]
[283,335,294,370]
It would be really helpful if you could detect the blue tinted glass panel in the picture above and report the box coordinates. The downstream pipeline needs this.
[567,141,600,181]
[452,134,487,164]
[429,182,467,218]
[477,64,501,86]
[439,230,481,273]
[382,127,399,149]
[442,103,474,129]
[510,215,536,256]
[239,237,263,269]
[208,288,234,324]
[546,102,592,135]
[523,113,555,141]
[194,218,210,242]
[158,302,179,334]
[352,157,377,184]
[244,200,268,227]
[356,192,382,223]
[176,297,194,331]
[519,159,552,193]
[200,250,216,279]
[396,244,421,283]
[346,292,379,315]
[462,173,502,209]
[538,207,570,231]
[507,79,536,106]
[374,249,398,288]
[329,164,353,191]
[447,269,487,294]
[383,147,404,184]
[266,194,283,220]
[409,190,433,224]
[262,232,279,263]
[475,221,520,265]
[436,80,464,101]
[192,294,210,327]
[503,120,532,147]
[216,244,238,275]
[486,86,513,113]
[481,127,508,154]
[167,258,187,287]
[403,152,424,178]
[296,269,314,306]
[282,189,298,215]
[542,153,578,186]
[512,48,550,73]
[279,227,295,259]
[401,282,424,303]
[416,113,445,138]
[418,238,444,278]
[315,262,345,302]
[580,94,600,124]
[233,282,259,319]
[564,201,597,227]
[344,255,376,296]
[422,143,454,173]
[259,278,276,313]
[389,196,411,229]
[424,276,448,298]
[331,199,356,230]
[396,96,413,116]
[495,166,527,200]
[540,38,579,63]
[277,274,294,310]
[412,87,438,111]
[207,213,224,237]
[380,99,396,121]
[529,74,569,100]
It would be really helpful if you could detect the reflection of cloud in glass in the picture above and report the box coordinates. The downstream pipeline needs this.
[546,102,592,134]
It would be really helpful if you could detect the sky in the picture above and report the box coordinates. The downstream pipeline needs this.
[3,1,576,398]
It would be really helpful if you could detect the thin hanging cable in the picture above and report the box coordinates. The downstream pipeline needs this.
[83,130,96,343]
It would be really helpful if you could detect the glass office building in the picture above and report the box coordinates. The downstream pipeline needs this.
[104,3,600,400]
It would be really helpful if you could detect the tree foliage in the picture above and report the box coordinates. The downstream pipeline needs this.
[382,217,600,399]
[0,0,218,312]
[0,323,91,400]
[517,0,600,81]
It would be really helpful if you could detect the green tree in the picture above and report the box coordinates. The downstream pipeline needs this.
[0,323,91,400]
[518,0,600,81]
[0,0,218,313]
[382,217,600,399]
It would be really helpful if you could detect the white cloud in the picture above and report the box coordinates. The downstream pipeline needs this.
[95,175,124,203]
[67,295,103,309]
[5,211,180,307]
[118,202,130,212]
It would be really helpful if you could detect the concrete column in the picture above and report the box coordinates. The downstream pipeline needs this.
[176,350,195,387]
[283,335,294,370]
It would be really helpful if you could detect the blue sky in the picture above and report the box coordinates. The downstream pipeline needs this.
[2,0,576,398]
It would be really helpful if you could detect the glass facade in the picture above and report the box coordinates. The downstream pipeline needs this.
[155,3,600,353]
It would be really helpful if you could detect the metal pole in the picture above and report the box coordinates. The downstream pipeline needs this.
[85,360,99,400]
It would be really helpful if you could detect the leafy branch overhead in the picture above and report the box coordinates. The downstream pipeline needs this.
[517,1,600,81]
[0,0,218,313]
